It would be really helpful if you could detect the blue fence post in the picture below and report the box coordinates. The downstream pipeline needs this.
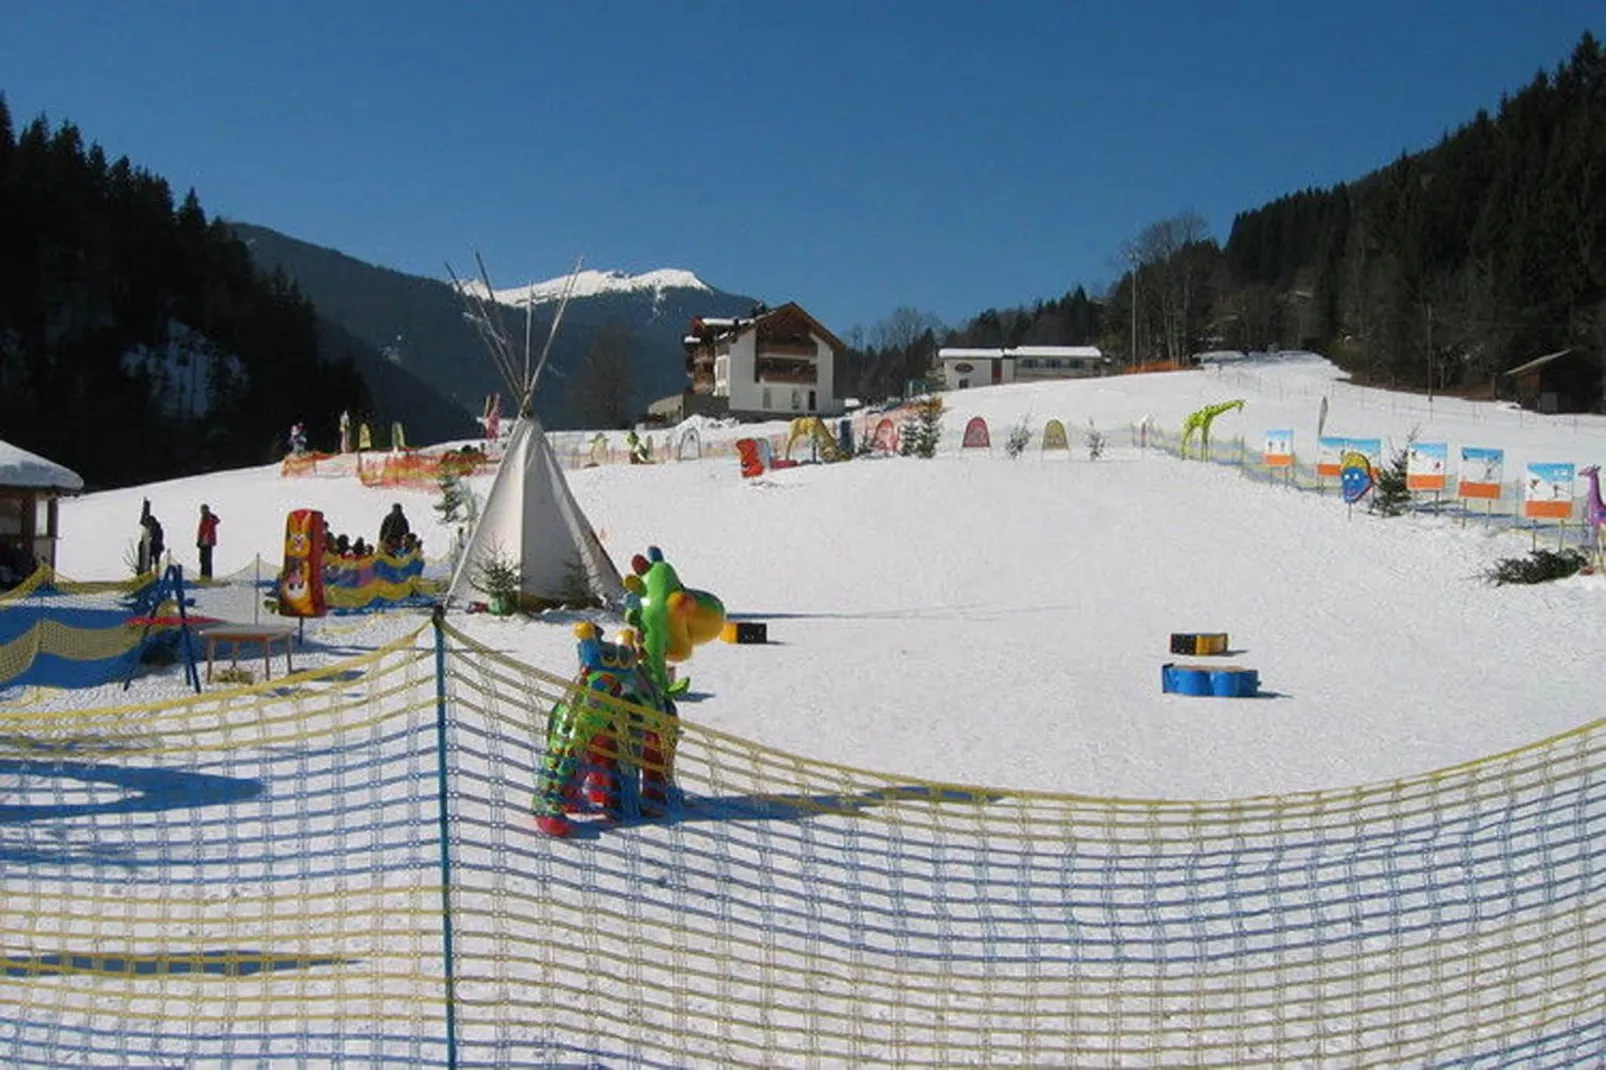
[431,606,460,1069]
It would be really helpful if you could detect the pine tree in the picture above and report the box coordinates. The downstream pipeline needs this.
[1370,442,1412,517]
[434,471,467,523]
[899,396,944,458]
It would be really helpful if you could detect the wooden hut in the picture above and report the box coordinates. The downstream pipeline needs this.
[1501,348,1604,414]
[0,438,83,585]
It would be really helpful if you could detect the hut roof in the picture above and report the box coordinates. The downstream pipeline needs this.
[0,439,84,493]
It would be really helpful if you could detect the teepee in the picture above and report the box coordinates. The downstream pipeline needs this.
[445,256,625,609]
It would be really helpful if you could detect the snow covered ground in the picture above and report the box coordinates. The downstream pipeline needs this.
[42,352,1606,799]
[8,352,1603,1067]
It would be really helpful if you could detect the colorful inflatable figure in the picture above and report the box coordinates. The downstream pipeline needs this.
[624,546,726,697]
[1340,450,1375,504]
[278,509,327,617]
[1180,399,1245,460]
[532,622,677,838]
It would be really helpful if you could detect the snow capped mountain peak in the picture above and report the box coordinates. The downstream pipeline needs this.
[472,268,711,307]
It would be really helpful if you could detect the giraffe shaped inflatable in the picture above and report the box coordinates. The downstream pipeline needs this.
[1180,399,1245,460]
[1581,465,1605,568]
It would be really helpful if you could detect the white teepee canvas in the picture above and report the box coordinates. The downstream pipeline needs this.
[445,257,625,609]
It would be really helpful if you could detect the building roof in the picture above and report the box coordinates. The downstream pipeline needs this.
[939,346,1105,361]
[1011,345,1104,360]
[0,439,83,493]
[1502,349,1575,377]
[686,302,846,353]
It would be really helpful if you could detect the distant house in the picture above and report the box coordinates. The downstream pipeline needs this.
[0,438,83,584]
[1501,349,1604,414]
[938,346,1108,391]
[671,302,845,421]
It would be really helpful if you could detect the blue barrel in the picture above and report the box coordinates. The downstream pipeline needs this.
[1162,663,1214,696]
[1209,668,1260,698]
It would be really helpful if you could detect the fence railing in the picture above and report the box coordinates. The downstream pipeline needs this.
[1,619,1600,1066]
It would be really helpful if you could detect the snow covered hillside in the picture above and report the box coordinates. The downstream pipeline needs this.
[52,354,1606,799]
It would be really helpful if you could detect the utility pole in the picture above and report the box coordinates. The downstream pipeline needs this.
[1425,301,1434,405]
[1129,253,1140,366]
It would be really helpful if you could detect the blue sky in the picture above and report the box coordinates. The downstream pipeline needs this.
[1,1,1597,333]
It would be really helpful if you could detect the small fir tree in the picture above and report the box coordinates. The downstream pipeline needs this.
[434,471,467,524]
[1483,548,1588,585]
[470,542,523,613]
[899,396,944,458]
[1369,436,1414,517]
[1004,417,1032,459]
[1085,419,1107,461]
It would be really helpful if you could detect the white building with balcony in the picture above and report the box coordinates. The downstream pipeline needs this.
[681,302,844,419]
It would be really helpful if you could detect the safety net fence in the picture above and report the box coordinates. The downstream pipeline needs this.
[0,618,1601,1066]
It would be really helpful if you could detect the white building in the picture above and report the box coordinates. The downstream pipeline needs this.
[938,346,1107,391]
[681,302,845,419]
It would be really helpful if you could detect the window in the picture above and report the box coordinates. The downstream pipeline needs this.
[761,386,772,410]
[791,389,801,411]
[958,379,970,389]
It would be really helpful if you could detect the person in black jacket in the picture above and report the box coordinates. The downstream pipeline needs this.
[379,503,411,555]
[138,500,165,574]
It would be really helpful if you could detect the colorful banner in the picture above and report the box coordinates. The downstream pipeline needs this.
[278,509,327,618]
[1459,447,1504,500]
[1041,419,1069,452]
[962,416,991,450]
[1263,429,1294,468]
[1523,462,1576,520]
[1406,442,1448,492]
[322,547,429,612]
[871,417,899,453]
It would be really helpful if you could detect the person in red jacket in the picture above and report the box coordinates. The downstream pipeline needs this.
[196,504,221,579]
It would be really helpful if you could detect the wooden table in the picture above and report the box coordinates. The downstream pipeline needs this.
[197,622,297,684]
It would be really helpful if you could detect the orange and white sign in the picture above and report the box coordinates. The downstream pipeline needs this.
[1263,429,1293,468]
[1316,436,1346,477]
[1459,447,1504,500]
[1406,442,1448,492]
[1523,462,1575,520]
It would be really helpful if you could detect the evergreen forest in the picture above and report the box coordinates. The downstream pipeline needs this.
[0,95,370,489]
[846,33,1605,409]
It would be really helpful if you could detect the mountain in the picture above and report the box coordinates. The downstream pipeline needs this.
[229,223,762,429]
[312,314,481,447]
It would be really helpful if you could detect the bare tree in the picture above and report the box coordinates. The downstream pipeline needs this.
[560,323,636,429]
[1126,211,1212,364]
[870,306,944,353]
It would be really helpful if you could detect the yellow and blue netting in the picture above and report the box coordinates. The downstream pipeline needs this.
[322,549,437,613]
[0,620,1599,1066]
[0,567,172,689]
